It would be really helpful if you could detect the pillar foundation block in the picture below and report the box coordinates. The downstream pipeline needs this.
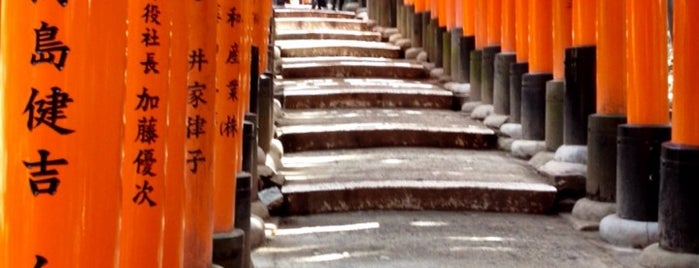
[659,143,699,254]
[521,72,553,141]
[469,50,483,102]
[481,45,501,104]
[494,52,516,115]
[600,214,658,249]
[570,197,615,231]
[460,36,476,83]
[640,243,699,268]
[212,229,245,268]
[564,45,597,145]
[509,62,529,124]
[451,29,464,82]
[545,80,565,151]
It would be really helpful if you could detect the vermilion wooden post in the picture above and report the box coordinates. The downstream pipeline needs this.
[75,2,127,267]
[648,1,699,260]
[520,0,553,140]
[120,0,171,266]
[255,0,273,73]
[572,0,595,46]
[492,0,515,116]
[1,1,87,267]
[509,0,529,124]
[552,0,571,80]
[544,0,571,151]
[214,0,251,234]
[184,0,217,267]
[164,0,189,267]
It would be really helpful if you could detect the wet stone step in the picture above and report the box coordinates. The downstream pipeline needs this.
[280,148,557,214]
[275,30,382,42]
[278,78,453,109]
[274,9,356,19]
[275,17,375,31]
[276,108,497,152]
[280,57,428,79]
[277,40,401,58]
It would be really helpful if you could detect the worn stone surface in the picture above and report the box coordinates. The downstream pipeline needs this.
[470,104,494,120]
[405,47,423,59]
[537,161,586,199]
[599,214,659,249]
[280,148,555,214]
[429,68,444,79]
[281,57,428,79]
[276,108,497,152]
[571,197,616,224]
[500,123,523,139]
[257,146,266,164]
[443,82,470,94]
[484,114,509,129]
[283,86,452,109]
[253,211,640,268]
[640,243,699,268]
[277,40,401,58]
[529,151,555,169]
[554,145,588,165]
[275,29,382,41]
[461,101,482,113]
[251,201,271,220]
[275,18,375,31]
[250,215,266,249]
[388,33,403,44]
[274,9,356,19]
[511,140,547,159]
[395,39,412,50]
[259,187,284,209]
[498,137,514,151]
[416,51,428,62]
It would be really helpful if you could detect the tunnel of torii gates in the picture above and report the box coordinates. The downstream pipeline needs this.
[0,0,698,267]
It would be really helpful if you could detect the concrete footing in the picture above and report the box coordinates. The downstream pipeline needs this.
[509,62,528,124]
[521,73,553,140]
[481,46,501,104]
[570,197,615,230]
[545,80,564,151]
[213,229,246,268]
[451,29,464,82]
[494,52,515,115]
[600,214,658,249]
[470,50,482,102]
[640,244,699,268]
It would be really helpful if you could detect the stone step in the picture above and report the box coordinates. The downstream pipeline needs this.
[280,148,558,214]
[275,29,382,41]
[277,40,401,58]
[280,57,428,79]
[278,78,453,109]
[274,9,356,19]
[275,17,374,31]
[276,108,497,152]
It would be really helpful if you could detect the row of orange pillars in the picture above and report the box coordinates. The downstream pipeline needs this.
[376,0,699,265]
[0,0,275,267]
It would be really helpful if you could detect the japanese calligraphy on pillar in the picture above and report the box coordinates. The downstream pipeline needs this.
[21,1,74,266]
[119,0,170,266]
[212,0,250,233]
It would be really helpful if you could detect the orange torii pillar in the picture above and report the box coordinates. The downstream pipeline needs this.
[562,0,597,149]
[492,0,516,117]
[121,0,173,267]
[602,0,671,251]
[641,1,699,263]
[164,0,189,267]
[600,0,670,250]
[480,0,501,105]
[543,0,571,151]
[3,0,130,267]
[508,0,529,124]
[183,0,217,267]
[520,0,553,140]
[456,0,476,84]
[469,0,487,102]
[1,1,126,267]
[212,0,251,267]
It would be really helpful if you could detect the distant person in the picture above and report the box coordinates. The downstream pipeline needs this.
[333,0,345,10]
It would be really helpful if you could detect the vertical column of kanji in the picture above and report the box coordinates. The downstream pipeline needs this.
[214,0,249,234]
[72,1,127,266]
[0,1,35,266]
[120,0,171,267]
[163,0,188,267]
[183,0,217,267]
[4,0,82,267]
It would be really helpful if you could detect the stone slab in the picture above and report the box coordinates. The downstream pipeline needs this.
[276,108,497,152]
[275,18,375,31]
[274,9,356,19]
[275,30,382,41]
[280,57,428,79]
[280,148,556,214]
[277,40,401,58]
[537,160,586,199]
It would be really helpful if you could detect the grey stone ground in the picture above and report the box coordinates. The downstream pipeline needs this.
[252,211,641,268]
